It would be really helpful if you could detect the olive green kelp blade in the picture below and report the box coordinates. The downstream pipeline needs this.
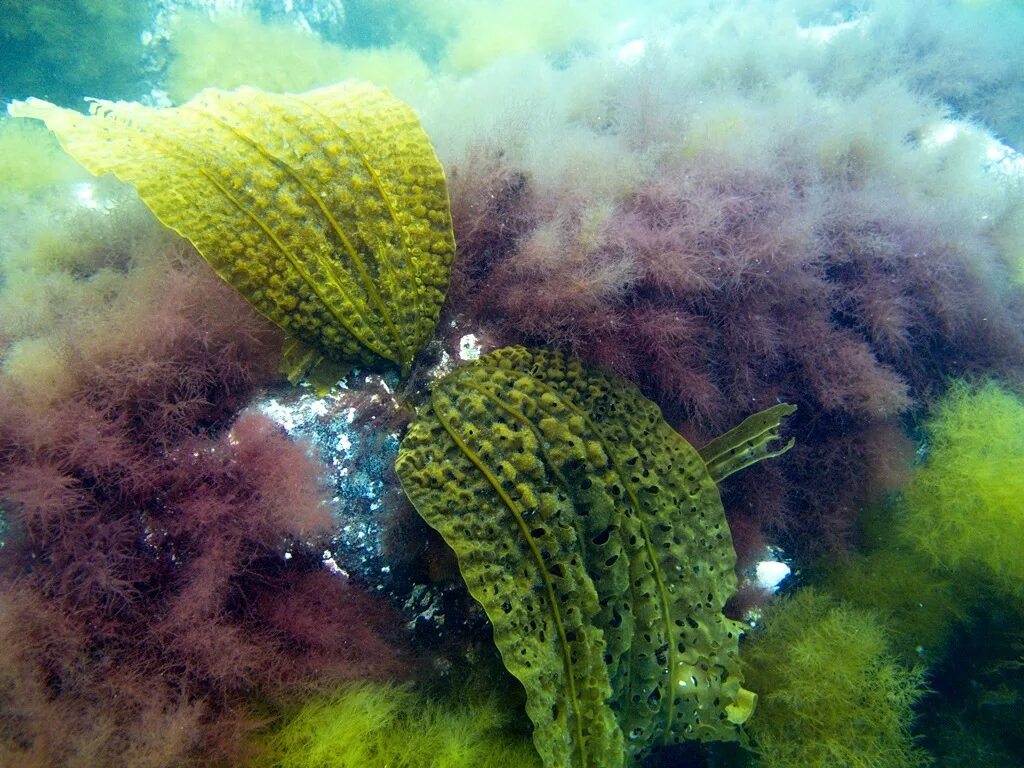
[9,83,455,374]
[397,348,792,768]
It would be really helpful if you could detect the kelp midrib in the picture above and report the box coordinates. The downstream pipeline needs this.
[523,374,680,748]
[298,96,411,279]
[431,385,591,768]
[459,367,684,752]
[462,375,647,755]
[296,89,455,369]
[188,104,410,366]
[301,97,415,361]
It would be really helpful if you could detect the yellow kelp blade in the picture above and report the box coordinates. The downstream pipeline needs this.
[10,83,455,374]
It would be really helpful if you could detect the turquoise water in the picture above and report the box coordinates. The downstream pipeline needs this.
[1,2,1023,766]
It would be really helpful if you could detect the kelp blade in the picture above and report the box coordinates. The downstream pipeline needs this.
[699,403,797,484]
[10,83,455,373]
[397,348,759,767]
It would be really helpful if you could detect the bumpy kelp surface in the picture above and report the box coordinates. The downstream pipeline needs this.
[10,83,455,373]
[397,347,791,767]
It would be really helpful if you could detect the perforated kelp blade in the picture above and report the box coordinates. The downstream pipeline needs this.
[698,403,797,483]
[9,83,455,377]
[396,347,795,768]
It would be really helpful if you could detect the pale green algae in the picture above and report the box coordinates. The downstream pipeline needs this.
[257,680,541,768]
[899,380,1024,602]
[742,589,930,768]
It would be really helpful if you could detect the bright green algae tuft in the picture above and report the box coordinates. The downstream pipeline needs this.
[900,380,1024,601]
[256,680,541,768]
[742,589,930,768]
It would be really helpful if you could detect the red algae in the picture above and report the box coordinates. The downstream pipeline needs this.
[444,151,1024,561]
[0,247,411,766]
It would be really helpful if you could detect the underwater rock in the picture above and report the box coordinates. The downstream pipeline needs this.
[251,377,401,587]
[250,372,479,649]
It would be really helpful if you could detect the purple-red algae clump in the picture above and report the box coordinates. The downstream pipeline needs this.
[0,249,410,767]
[444,147,1024,564]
